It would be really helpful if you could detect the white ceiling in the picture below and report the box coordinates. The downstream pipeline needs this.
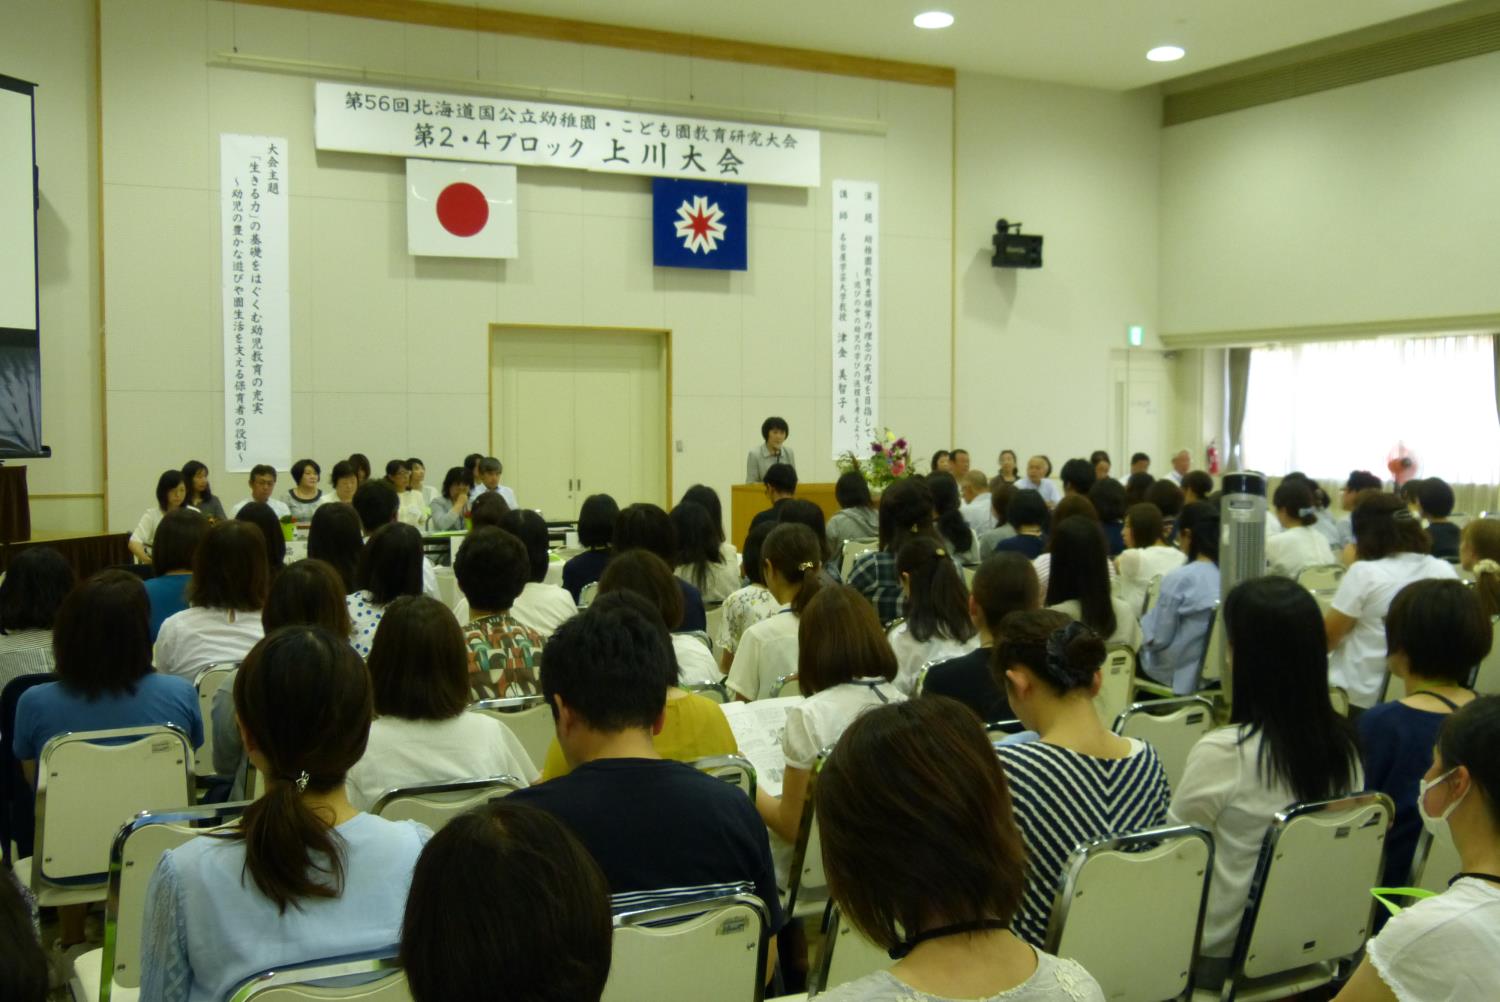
[470,0,1469,90]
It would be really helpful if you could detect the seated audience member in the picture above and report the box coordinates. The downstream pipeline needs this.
[1168,449,1191,485]
[353,479,439,600]
[1399,478,1427,520]
[951,449,971,477]
[996,449,1020,485]
[181,460,227,522]
[1360,580,1486,888]
[0,865,47,1002]
[727,523,824,700]
[978,480,1016,556]
[563,493,618,602]
[495,509,577,637]
[680,484,733,557]
[427,466,470,532]
[467,489,510,528]
[778,499,838,583]
[347,523,425,659]
[1140,502,1220,694]
[1114,502,1185,615]
[749,463,798,532]
[991,489,1048,561]
[154,521,269,678]
[1327,493,1457,710]
[1123,471,1155,506]
[960,470,996,534]
[1088,477,1128,557]
[454,527,541,700]
[1338,469,1384,549]
[145,507,208,642]
[931,450,952,474]
[600,550,720,687]
[384,459,426,527]
[0,547,72,690]
[929,472,982,565]
[346,596,538,810]
[140,626,430,1002]
[328,459,359,505]
[1045,517,1142,649]
[1265,478,1335,579]
[718,522,780,671]
[1031,496,1115,594]
[887,536,978,694]
[922,552,1040,723]
[672,500,739,602]
[230,464,291,518]
[1170,578,1363,986]
[1418,477,1461,560]
[1181,470,1214,505]
[756,587,905,861]
[994,611,1170,946]
[1145,479,1185,541]
[401,802,612,1002]
[129,469,187,563]
[406,458,436,506]
[827,473,879,570]
[470,456,518,510]
[1285,473,1343,548]
[234,500,287,573]
[613,503,707,632]
[1058,458,1096,499]
[1091,450,1112,482]
[349,452,372,484]
[814,698,1106,1002]
[848,477,938,625]
[540,591,737,779]
[1129,452,1150,476]
[307,501,363,593]
[747,415,796,483]
[1332,697,1500,1002]
[14,571,203,948]
[1015,455,1061,507]
[285,458,324,522]
[463,452,483,488]
[1461,517,1500,618]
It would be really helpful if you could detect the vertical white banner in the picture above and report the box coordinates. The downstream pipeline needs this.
[831,180,879,458]
[220,134,291,473]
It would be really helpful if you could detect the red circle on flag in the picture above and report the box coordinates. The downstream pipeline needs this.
[435,182,489,237]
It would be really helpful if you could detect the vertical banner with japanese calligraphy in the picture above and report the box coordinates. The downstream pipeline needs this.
[220,134,291,473]
[831,180,880,459]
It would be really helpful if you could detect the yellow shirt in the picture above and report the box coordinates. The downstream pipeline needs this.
[541,690,739,780]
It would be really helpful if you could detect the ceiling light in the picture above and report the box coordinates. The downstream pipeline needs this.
[1146,45,1186,62]
[913,11,955,29]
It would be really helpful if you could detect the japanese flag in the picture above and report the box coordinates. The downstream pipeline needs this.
[406,159,518,258]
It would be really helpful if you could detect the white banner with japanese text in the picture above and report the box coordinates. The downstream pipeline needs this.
[315,81,820,188]
[220,134,291,474]
[832,180,879,458]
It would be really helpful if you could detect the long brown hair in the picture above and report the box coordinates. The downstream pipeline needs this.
[797,585,897,694]
[1463,518,1500,620]
[762,523,823,616]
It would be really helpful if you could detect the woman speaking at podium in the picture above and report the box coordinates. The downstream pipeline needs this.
[746,416,797,483]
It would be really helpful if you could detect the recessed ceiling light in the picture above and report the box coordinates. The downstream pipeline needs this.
[913,11,955,29]
[1146,45,1186,62]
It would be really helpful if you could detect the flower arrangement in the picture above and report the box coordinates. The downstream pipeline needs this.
[837,428,914,490]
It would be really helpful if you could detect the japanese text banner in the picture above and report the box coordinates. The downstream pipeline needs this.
[220,134,291,474]
[832,180,879,459]
[315,82,820,188]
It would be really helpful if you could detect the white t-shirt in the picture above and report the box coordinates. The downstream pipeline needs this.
[886,621,979,694]
[510,581,577,638]
[675,559,742,605]
[1330,554,1458,707]
[1265,524,1335,580]
[783,679,906,770]
[154,606,265,679]
[672,633,722,687]
[345,712,540,811]
[130,506,166,552]
[726,609,799,700]
[1366,877,1500,1001]
[1115,546,1187,616]
[230,497,292,519]
[1048,596,1143,651]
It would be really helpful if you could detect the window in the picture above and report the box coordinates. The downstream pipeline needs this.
[1239,334,1500,485]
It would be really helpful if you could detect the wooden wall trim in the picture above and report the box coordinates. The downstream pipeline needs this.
[1160,314,1500,349]
[227,0,956,88]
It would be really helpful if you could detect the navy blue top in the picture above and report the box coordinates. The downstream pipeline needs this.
[678,579,707,633]
[561,548,610,603]
[1427,522,1461,562]
[992,534,1045,560]
[1102,522,1126,557]
[1359,698,1454,886]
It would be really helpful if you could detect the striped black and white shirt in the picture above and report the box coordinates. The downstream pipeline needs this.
[997,738,1171,947]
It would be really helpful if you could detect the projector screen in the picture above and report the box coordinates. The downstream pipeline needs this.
[0,73,44,459]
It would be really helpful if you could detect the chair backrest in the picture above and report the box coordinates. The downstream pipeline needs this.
[369,776,522,831]
[691,754,756,799]
[1228,793,1393,986]
[1112,697,1215,791]
[470,695,553,774]
[811,905,891,997]
[1410,823,1461,893]
[578,581,598,608]
[1472,617,1500,694]
[682,630,713,651]
[769,673,801,699]
[1044,825,1213,1002]
[193,662,239,777]
[1296,563,1345,592]
[1328,686,1351,717]
[683,680,729,704]
[1198,603,1224,686]
[1143,573,1164,616]
[601,890,768,1002]
[785,750,831,918]
[705,603,726,648]
[1380,671,1403,704]
[34,725,195,883]
[1094,645,1136,729]
[841,537,879,580]
[228,951,410,1002]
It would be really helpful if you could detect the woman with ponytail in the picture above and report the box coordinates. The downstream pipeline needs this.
[887,536,977,693]
[727,523,825,701]
[1265,479,1334,579]
[927,472,981,565]
[849,477,939,625]
[1461,517,1500,620]
[141,626,431,1002]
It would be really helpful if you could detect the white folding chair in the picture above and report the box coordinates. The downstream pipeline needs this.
[692,754,757,799]
[1143,573,1164,616]
[840,538,878,581]
[808,905,891,997]
[1409,824,1461,893]
[227,951,410,1001]
[684,680,730,704]
[1380,671,1404,704]
[1113,697,1216,791]
[193,662,239,780]
[1134,605,1220,701]
[69,802,250,1002]
[1094,645,1136,729]
[1193,793,1393,1002]
[369,776,522,832]
[14,725,195,908]
[470,695,553,773]
[1045,825,1213,1002]
[601,888,769,1002]
[783,749,832,922]
[1328,686,1351,717]
[770,673,801,699]
[578,581,599,608]
[706,603,726,651]
[1471,617,1500,694]
[1296,564,1345,592]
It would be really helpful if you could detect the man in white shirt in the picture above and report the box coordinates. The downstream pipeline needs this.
[352,479,441,601]
[1016,455,1063,507]
[1167,450,1191,485]
[230,464,292,518]
[959,470,996,533]
[470,456,519,511]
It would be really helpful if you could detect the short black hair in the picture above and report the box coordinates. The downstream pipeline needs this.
[235,501,287,570]
[499,509,550,583]
[577,494,619,548]
[330,460,356,486]
[439,466,468,501]
[1130,452,1149,465]
[368,596,469,721]
[1087,478,1126,523]
[835,471,873,509]
[1181,470,1214,500]
[1124,471,1156,505]
[741,521,775,587]
[1146,479,1185,518]
[541,596,670,732]
[612,503,676,563]
[763,462,798,494]
[761,416,789,441]
[469,491,510,528]
[1006,489,1048,532]
[478,457,502,476]
[55,570,152,699]
[385,458,410,479]
[454,527,529,612]
[352,479,399,532]
[152,506,209,576]
[355,522,424,604]
[1418,477,1456,519]
[249,464,276,482]
[1058,458,1095,495]
[191,520,270,611]
[290,458,321,483]
[0,546,74,632]
[1346,470,1382,493]
[155,469,185,511]
[1387,579,1492,686]
[349,453,372,479]
[1178,501,1221,563]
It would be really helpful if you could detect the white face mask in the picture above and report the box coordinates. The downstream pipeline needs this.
[1417,767,1467,835]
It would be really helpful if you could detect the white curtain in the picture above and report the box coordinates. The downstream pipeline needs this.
[1240,334,1500,485]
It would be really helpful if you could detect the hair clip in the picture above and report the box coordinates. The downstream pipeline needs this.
[1298,507,1317,518]
[797,561,815,571]
[295,770,310,792]
[934,547,947,557]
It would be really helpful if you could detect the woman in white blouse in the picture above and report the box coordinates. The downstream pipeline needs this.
[1114,502,1186,615]
[1265,479,1335,579]
[727,524,824,701]
[154,520,268,679]
[128,470,187,563]
[887,535,978,693]
[671,500,741,603]
[1045,517,1142,650]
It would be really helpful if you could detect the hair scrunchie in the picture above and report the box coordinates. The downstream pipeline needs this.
[1475,558,1500,577]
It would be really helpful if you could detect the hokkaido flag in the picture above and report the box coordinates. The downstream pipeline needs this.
[652,177,747,271]
[406,159,518,258]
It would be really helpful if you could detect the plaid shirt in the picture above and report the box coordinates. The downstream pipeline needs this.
[463,613,543,700]
[847,550,903,625]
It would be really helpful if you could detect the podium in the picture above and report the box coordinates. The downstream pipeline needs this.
[729,482,841,551]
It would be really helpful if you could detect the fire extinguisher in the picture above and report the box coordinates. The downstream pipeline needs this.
[1207,440,1221,475]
